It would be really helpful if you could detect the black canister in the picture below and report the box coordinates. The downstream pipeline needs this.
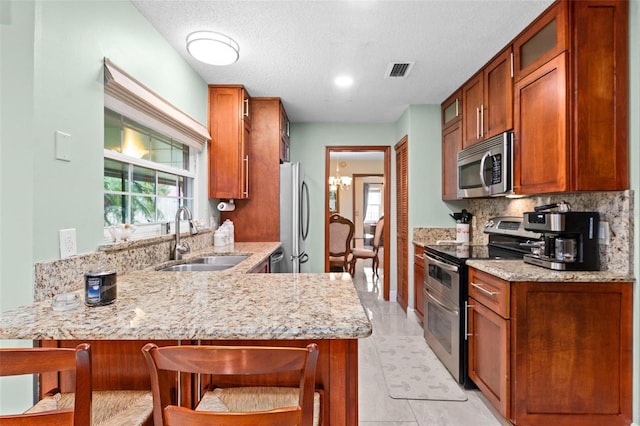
[84,269,117,306]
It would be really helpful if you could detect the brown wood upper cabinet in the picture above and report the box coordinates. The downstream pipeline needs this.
[208,85,251,199]
[441,118,462,200]
[279,102,290,163]
[513,0,628,194]
[512,1,568,82]
[220,98,288,242]
[441,91,461,131]
[462,47,513,148]
[441,91,462,200]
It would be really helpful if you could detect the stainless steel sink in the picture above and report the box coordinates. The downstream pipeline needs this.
[160,263,234,272]
[190,255,248,265]
[158,255,249,272]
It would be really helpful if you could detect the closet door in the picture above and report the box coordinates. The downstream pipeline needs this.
[395,136,408,312]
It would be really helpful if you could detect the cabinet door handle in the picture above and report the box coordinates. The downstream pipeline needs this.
[476,107,480,139]
[244,99,249,117]
[243,155,249,196]
[510,52,514,78]
[465,301,475,339]
[480,105,484,137]
[471,282,497,297]
[455,98,459,117]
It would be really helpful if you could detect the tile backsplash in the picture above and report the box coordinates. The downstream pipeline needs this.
[414,190,633,275]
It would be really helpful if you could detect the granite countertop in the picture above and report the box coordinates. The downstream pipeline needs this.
[466,259,634,283]
[0,242,373,341]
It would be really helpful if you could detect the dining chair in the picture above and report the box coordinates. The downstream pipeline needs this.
[142,343,320,426]
[0,343,92,425]
[352,216,384,278]
[329,213,355,275]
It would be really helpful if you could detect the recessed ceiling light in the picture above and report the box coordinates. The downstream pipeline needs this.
[334,75,354,88]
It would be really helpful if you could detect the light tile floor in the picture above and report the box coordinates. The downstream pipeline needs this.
[353,263,509,426]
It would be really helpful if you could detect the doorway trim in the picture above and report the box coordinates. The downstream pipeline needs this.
[324,146,391,301]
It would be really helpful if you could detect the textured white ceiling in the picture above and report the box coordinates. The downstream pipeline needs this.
[132,0,554,123]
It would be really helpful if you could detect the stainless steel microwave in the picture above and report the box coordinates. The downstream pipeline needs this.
[457,131,513,198]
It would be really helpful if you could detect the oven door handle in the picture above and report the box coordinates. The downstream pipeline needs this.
[424,254,459,273]
[424,289,459,316]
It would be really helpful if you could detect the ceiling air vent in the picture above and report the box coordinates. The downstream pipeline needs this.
[385,62,414,79]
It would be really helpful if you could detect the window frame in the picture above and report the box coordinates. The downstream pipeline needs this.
[102,59,209,242]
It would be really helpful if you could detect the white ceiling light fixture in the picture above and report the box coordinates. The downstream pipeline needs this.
[186,31,239,66]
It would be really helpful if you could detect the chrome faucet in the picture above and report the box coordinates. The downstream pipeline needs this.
[172,205,197,260]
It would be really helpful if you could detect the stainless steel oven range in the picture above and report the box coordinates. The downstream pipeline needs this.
[423,217,540,388]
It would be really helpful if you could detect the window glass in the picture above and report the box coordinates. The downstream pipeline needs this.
[104,108,194,230]
[104,192,129,226]
[364,186,382,223]
[132,195,157,224]
[104,159,128,192]
[104,113,122,152]
[132,166,156,195]
[158,172,178,197]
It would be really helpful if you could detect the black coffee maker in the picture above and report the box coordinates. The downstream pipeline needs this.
[522,203,599,271]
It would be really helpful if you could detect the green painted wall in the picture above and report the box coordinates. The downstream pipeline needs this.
[390,104,469,306]
[289,122,396,276]
[0,0,208,413]
[0,0,37,413]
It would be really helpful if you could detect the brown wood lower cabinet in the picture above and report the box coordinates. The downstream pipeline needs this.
[44,338,360,425]
[250,257,269,273]
[468,268,510,418]
[413,244,424,324]
[468,267,632,425]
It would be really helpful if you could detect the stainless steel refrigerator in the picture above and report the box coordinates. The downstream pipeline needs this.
[278,162,310,273]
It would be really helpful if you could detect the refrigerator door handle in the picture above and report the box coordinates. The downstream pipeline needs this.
[301,181,310,240]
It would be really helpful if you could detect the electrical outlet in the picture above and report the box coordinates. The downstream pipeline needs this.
[59,228,77,258]
[598,221,610,245]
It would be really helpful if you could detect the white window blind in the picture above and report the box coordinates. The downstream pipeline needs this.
[103,58,210,151]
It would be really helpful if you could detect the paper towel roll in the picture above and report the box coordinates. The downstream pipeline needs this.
[217,202,236,212]
[456,223,470,243]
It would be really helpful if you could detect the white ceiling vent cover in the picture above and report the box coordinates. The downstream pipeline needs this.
[385,62,415,78]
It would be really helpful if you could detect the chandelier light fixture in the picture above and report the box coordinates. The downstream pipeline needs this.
[329,160,352,191]
[186,31,239,66]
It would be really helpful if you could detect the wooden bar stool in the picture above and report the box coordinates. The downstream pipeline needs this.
[0,343,92,425]
[0,344,153,425]
[142,343,320,426]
